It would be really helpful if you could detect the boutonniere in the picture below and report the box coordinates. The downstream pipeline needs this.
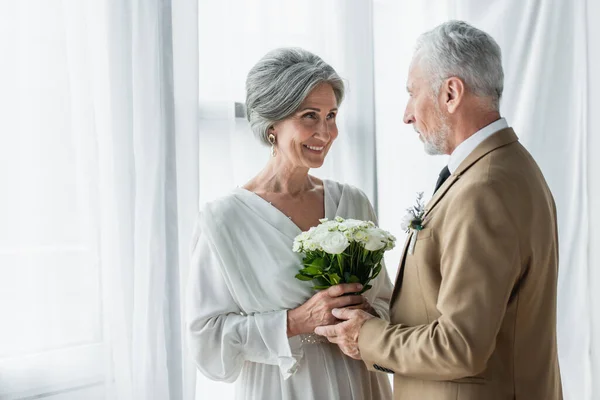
[400,192,425,255]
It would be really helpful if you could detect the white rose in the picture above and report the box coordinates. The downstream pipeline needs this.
[306,240,318,251]
[292,240,302,252]
[320,231,350,254]
[340,219,363,232]
[364,228,387,251]
[297,231,311,242]
[400,213,414,232]
[353,230,367,242]
[318,220,338,232]
[310,228,330,245]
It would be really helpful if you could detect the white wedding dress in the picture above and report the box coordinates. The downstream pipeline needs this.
[186,180,393,400]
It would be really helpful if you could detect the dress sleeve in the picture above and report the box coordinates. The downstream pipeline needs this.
[185,212,303,382]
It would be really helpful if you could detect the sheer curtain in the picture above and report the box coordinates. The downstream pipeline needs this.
[373,0,594,399]
[586,0,600,397]
[0,0,198,399]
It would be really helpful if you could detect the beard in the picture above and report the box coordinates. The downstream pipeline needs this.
[416,102,450,155]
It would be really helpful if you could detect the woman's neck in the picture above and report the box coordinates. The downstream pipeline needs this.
[247,159,316,196]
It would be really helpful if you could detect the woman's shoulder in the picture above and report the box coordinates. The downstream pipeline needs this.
[197,189,247,228]
[324,179,371,203]
[325,179,377,222]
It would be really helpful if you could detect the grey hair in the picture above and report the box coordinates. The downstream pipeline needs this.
[245,47,345,145]
[414,20,504,110]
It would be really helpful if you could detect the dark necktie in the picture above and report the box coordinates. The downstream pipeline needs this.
[434,166,451,193]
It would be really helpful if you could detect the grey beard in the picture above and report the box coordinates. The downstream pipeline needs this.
[423,103,450,155]
[423,129,448,155]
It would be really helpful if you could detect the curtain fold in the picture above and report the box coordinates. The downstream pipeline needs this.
[586,0,600,397]
[55,0,200,398]
[101,0,198,398]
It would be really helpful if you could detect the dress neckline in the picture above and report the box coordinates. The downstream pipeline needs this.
[234,179,332,236]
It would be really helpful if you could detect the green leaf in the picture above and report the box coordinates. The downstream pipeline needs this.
[348,275,360,283]
[315,277,329,286]
[344,272,351,282]
[301,266,322,276]
[336,254,344,276]
[295,273,314,281]
[329,273,341,285]
[372,264,382,276]
[313,285,331,290]
[360,284,373,293]
[310,257,327,269]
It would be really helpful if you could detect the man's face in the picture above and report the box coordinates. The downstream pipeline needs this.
[403,61,450,155]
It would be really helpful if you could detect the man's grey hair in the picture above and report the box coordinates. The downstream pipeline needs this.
[245,47,345,145]
[414,20,504,110]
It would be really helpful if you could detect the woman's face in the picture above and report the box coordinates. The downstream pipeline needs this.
[271,83,339,169]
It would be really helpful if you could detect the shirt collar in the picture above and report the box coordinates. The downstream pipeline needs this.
[448,118,509,174]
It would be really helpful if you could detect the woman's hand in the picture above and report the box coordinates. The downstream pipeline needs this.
[344,296,379,317]
[287,283,364,337]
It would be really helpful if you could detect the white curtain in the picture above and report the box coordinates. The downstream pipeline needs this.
[100,0,199,398]
[0,0,198,399]
[373,0,596,399]
[586,0,600,397]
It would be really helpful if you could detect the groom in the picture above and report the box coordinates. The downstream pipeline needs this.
[315,21,563,399]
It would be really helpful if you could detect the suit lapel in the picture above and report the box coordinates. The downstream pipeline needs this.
[422,128,519,219]
[389,128,519,307]
[389,231,413,305]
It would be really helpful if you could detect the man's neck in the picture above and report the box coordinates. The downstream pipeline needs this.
[447,111,501,154]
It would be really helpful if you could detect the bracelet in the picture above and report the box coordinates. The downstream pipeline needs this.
[299,333,330,344]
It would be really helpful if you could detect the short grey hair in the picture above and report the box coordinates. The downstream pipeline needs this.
[414,20,504,110]
[245,47,345,145]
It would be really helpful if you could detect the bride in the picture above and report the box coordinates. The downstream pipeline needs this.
[186,47,393,400]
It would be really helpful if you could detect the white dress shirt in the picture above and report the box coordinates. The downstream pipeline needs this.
[448,118,509,174]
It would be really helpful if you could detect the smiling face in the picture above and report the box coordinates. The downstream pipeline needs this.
[270,83,339,169]
[403,61,451,155]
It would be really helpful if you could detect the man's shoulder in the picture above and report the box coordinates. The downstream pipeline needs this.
[465,139,543,186]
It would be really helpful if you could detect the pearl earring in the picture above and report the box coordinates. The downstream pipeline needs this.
[268,133,276,157]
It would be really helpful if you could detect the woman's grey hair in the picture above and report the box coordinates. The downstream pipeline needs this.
[245,47,345,145]
[414,20,504,110]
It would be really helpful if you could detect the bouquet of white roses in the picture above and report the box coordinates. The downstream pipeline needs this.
[293,217,396,293]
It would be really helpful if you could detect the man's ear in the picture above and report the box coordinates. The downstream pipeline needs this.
[443,77,465,114]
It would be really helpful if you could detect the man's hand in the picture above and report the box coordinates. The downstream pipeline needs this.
[314,308,375,360]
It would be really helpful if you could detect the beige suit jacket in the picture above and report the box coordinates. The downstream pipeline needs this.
[359,128,563,399]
